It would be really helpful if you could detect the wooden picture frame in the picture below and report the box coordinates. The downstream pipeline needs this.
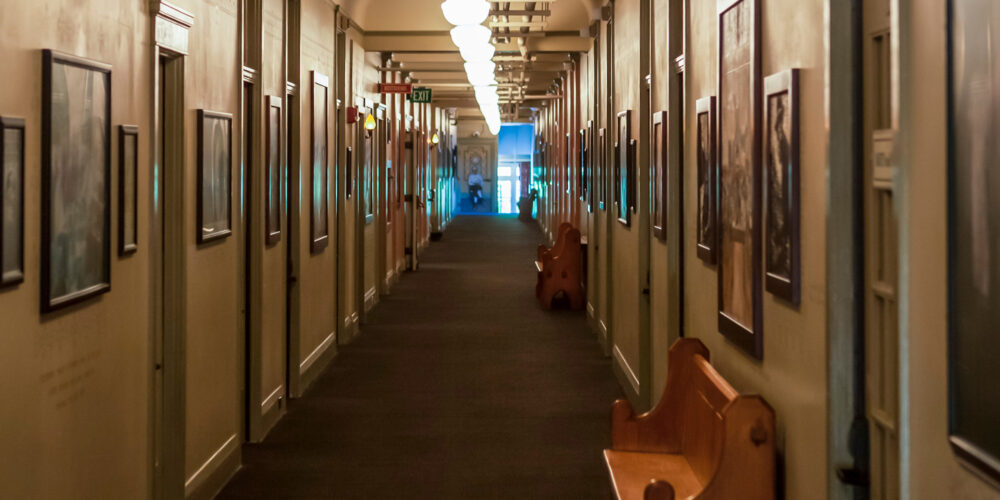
[598,128,607,211]
[363,116,374,224]
[947,0,1000,484]
[265,95,282,246]
[587,121,595,212]
[41,49,112,312]
[696,96,718,264]
[1,116,26,287]
[196,110,233,244]
[716,0,763,359]
[652,110,668,240]
[118,125,138,255]
[310,71,329,253]
[763,69,800,305]
[579,128,587,203]
[616,110,634,226]
[565,132,572,195]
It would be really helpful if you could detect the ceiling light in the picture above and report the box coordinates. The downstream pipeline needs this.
[459,43,495,63]
[450,25,491,48]
[440,0,489,26]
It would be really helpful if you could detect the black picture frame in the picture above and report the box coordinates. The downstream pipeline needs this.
[652,110,668,240]
[565,132,572,195]
[579,128,587,203]
[118,124,139,256]
[717,0,763,359]
[345,146,353,201]
[947,0,1000,485]
[598,127,607,211]
[196,110,233,244]
[1,116,26,288]
[696,95,718,264]
[587,121,595,212]
[616,110,634,226]
[763,69,800,305]
[266,95,282,246]
[41,49,112,312]
[310,71,329,253]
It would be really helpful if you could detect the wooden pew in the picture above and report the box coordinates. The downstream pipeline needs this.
[535,223,584,310]
[604,338,776,500]
[538,222,574,262]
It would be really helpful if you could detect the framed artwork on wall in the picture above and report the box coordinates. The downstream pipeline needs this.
[364,120,374,223]
[763,69,800,305]
[196,110,233,244]
[310,71,329,253]
[599,127,607,211]
[652,110,668,240]
[587,121,595,212]
[1,116,25,288]
[947,0,1000,484]
[345,146,353,201]
[696,96,718,264]
[41,50,112,312]
[717,0,763,359]
[118,125,138,256]
[579,128,587,203]
[266,95,282,246]
[616,110,634,226]
[565,133,572,195]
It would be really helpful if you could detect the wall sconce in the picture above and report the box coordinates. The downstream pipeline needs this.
[364,113,376,131]
[431,132,440,144]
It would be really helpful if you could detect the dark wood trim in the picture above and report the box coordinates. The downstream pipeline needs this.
[652,110,668,241]
[0,116,26,287]
[763,69,800,305]
[265,95,282,246]
[41,49,112,312]
[196,109,234,245]
[716,0,763,359]
[118,124,139,256]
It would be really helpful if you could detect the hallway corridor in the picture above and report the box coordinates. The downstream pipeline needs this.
[217,216,622,499]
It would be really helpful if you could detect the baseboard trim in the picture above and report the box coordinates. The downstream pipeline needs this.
[259,384,285,438]
[364,287,377,312]
[587,302,595,319]
[299,332,338,395]
[598,319,610,354]
[299,330,336,376]
[184,433,240,500]
[612,345,641,399]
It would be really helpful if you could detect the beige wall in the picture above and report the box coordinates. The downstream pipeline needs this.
[0,0,153,497]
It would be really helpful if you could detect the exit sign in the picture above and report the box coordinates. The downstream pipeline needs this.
[408,87,432,103]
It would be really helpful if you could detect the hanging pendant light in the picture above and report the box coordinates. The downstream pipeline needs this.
[459,42,495,63]
[450,24,491,48]
[440,0,489,26]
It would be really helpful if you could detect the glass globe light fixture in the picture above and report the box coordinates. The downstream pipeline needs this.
[459,42,495,63]
[450,24,491,48]
[440,0,489,26]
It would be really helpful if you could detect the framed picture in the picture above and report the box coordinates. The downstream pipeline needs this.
[310,71,329,253]
[587,121,595,212]
[266,96,282,246]
[696,96,718,264]
[1,116,25,287]
[652,110,668,240]
[717,0,762,358]
[565,133,572,195]
[118,125,138,255]
[41,49,112,312]
[598,128,607,211]
[345,146,353,201]
[616,110,634,226]
[763,69,800,304]
[363,117,374,223]
[947,0,1000,484]
[579,128,587,203]
[196,110,233,244]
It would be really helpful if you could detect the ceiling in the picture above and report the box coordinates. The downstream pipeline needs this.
[338,0,601,121]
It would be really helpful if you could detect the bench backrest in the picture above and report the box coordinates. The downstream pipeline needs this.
[679,352,739,485]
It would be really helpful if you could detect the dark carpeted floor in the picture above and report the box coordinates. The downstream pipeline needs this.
[216,215,623,499]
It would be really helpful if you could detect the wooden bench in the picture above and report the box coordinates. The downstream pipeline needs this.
[605,338,775,500]
[535,223,584,310]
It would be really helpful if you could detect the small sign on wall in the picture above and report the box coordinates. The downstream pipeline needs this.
[408,87,432,103]
[378,83,412,94]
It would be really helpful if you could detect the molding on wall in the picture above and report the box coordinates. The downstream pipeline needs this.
[184,434,239,500]
[155,1,194,28]
[261,384,285,416]
[612,345,640,401]
[364,287,377,312]
[587,302,595,319]
[299,331,336,376]
[259,384,286,440]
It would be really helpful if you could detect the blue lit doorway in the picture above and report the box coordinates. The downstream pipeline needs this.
[497,123,534,214]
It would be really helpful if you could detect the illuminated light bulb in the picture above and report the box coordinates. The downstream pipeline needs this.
[450,25,491,48]
[431,132,440,144]
[364,113,376,131]
[440,0,489,26]
[459,42,495,63]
